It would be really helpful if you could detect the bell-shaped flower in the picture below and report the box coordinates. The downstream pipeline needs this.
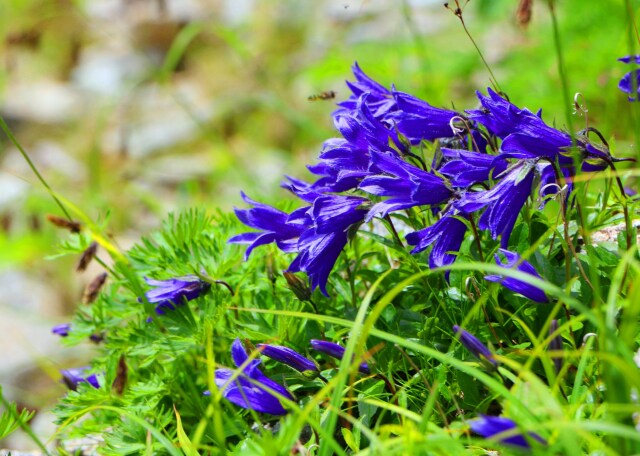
[455,162,536,248]
[469,415,546,449]
[257,344,318,377]
[144,275,211,315]
[61,367,100,390]
[52,323,71,337]
[287,195,367,296]
[391,91,465,144]
[405,210,468,279]
[484,249,550,303]
[228,192,307,259]
[359,150,452,221]
[438,149,508,187]
[310,339,370,374]
[211,339,294,415]
[453,325,497,366]
[334,62,397,119]
[618,55,640,101]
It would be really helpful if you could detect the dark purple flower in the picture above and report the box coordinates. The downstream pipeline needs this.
[466,88,541,139]
[144,275,211,315]
[61,367,100,390]
[334,62,397,119]
[52,323,71,337]
[455,162,536,248]
[228,192,307,259]
[485,249,550,303]
[453,325,497,366]
[287,195,367,296]
[391,91,463,144]
[469,415,546,448]
[438,149,508,187]
[310,339,370,374]
[209,338,294,415]
[359,151,452,221]
[405,211,468,279]
[549,319,563,373]
[618,55,640,101]
[256,344,318,376]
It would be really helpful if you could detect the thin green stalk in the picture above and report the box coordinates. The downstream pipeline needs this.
[0,393,50,455]
[0,116,72,221]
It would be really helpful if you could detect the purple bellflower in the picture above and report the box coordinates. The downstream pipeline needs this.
[438,149,508,187]
[391,91,462,144]
[405,210,468,279]
[52,323,71,337]
[144,275,211,315]
[287,195,367,296]
[256,344,318,377]
[334,62,397,120]
[210,338,294,415]
[359,150,452,221]
[228,192,306,259]
[466,88,541,139]
[453,325,497,366]
[618,55,640,101]
[61,367,100,390]
[455,162,536,248]
[485,249,550,303]
[469,415,546,449]
[310,339,370,374]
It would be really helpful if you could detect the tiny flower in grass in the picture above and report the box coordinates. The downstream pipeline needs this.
[52,323,71,337]
[143,275,210,315]
[453,325,497,366]
[206,338,294,415]
[469,415,546,449]
[310,339,370,374]
[256,344,318,378]
[61,367,100,391]
[485,248,550,303]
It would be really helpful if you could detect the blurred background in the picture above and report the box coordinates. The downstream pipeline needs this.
[0,0,636,450]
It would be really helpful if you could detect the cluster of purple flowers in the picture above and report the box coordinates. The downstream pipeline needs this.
[230,63,609,296]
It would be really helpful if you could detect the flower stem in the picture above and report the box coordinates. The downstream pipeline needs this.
[0,116,72,222]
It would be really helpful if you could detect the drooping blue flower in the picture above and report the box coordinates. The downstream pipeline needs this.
[618,55,640,101]
[359,150,453,221]
[466,88,541,139]
[228,192,307,259]
[405,210,468,278]
[391,91,462,144]
[455,162,536,248]
[52,323,71,337]
[61,367,100,390]
[310,339,370,374]
[438,149,508,187]
[453,325,497,366]
[334,62,397,119]
[256,344,318,376]
[144,275,211,315]
[485,248,550,303]
[209,339,294,415]
[469,415,546,448]
[287,195,367,296]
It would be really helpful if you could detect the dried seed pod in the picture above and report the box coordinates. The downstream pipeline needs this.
[46,214,81,233]
[83,272,107,304]
[77,242,98,272]
[516,0,533,28]
[111,354,128,396]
